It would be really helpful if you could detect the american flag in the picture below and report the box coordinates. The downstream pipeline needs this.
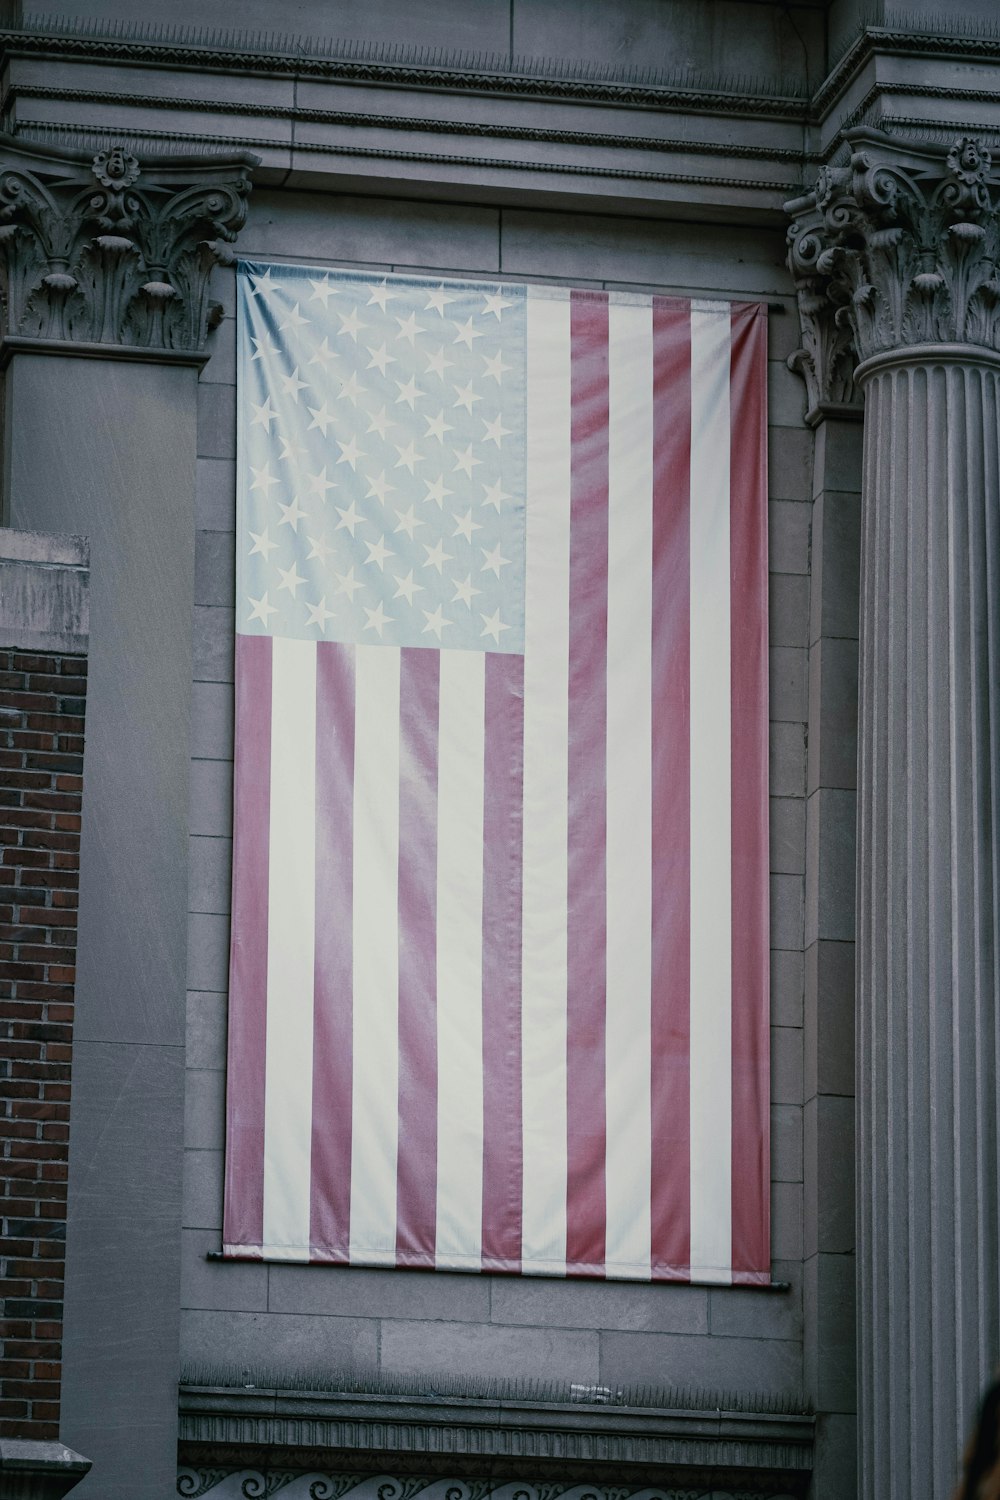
[223,261,770,1283]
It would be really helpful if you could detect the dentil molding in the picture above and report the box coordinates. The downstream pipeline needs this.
[785,129,1000,416]
[0,134,255,361]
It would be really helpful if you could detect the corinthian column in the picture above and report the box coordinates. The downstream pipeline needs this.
[787,133,1000,1500]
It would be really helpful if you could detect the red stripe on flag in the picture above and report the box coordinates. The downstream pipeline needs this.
[396,647,440,1267]
[728,302,771,1283]
[224,633,273,1255]
[566,289,609,1277]
[481,650,524,1273]
[650,298,692,1280]
[309,640,355,1262]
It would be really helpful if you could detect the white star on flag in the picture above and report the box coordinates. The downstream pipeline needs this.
[393,570,424,604]
[363,601,393,637]
[277,562,307,596]
[480,607,509,643]
[277,496,308,530]
[451,573,481,607]
[364,534,395,571]
[304,596,336,630]
[249,526,277,560]
[422,604,452,639]
[335,565,363,601]
[250,462,279,495]
[335,499,365,535]
[425,283,458,315]
[279,366,308,399]
[247,590,279,624]
[250,396,277,429]
[308,276,336,305]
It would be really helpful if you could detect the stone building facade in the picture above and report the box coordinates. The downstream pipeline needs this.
[0,3,997,1498]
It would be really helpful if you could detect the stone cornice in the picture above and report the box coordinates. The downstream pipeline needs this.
[785,129,1000,413]
[0,133,255,358]
[0,22,808,122]
[178,1387,813,1492]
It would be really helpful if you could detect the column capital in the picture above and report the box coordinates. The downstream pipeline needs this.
[0,134,256,365]
[785,129,1000,413]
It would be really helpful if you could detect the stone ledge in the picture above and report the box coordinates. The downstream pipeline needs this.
[0,1440,92,1500]
[0,530,89,652]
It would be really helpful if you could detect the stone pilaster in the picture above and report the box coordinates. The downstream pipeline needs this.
[787,131,1000,1500]
[0,136,255,1500]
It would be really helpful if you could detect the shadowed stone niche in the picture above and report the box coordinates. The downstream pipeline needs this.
[787,130,1000,1500]
[0,134,255,361]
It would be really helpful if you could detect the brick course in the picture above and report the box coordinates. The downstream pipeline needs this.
[0,647,86,1439]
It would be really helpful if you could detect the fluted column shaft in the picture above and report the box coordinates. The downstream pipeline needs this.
[856,345,1000,1500]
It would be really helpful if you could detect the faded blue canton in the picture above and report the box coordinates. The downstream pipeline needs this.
[237,262,527,654]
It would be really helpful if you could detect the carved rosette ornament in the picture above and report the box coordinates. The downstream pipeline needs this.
[0,134,255,357]
[785,130,1000,413]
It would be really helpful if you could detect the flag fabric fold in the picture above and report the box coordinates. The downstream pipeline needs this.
[223,260,770,1284]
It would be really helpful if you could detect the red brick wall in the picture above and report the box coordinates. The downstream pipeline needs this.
[0,647,87,1439]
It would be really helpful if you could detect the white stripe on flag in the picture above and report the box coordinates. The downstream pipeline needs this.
[521,288,572,1273]
[435,648,486,1269]
[688,302,733,1283]
[605,299,653,1279]
[262,634,316,1259]
[349,643,401,1265]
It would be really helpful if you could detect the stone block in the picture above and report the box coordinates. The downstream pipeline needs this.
[489,1277,708,1335]
[190,680,235,763]
[241,189,501,272]
[598,1330,801,1400]
[766,300,802,365]
[708,1262,802,1341]
[189,836,232,918]
[768,359,807,428]
[811,490,861,644]
[181,1229,267,1313]
[770,721,806,799]
[804,940,856,1100]
[269,1263,490,1322]
[768,572,810,650]
[770,948,804,1029]
[769,645,808,724]
[501,211,786,294]
[187,912,231,995]
[197,383,236,460]
[195,529,236,608]
[803,1095,855,1257]
[803,1254,856,1413]
[189,758,234,840]
[769,499,810,577]
[200,315,236,385]
[182,1148,224,1231]
[770,795,806,876]
[193,607,235,684]
[186,990,229,1073]
[196,458,237,534]
[771,1180,804,1261]
[770,872,804,952]
[808,636,859,793]
[380,1319,599,1387]
[771,1025,803,1106]
[812,1412,857,1498]
[769,425,813,503]
[771,1103,803,1183]
[184,1067,226,1152]
[812,419,863,498]
[804,788,857,948]
[180,1308,378,1382]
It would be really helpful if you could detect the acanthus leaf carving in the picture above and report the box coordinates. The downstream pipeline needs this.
[0,133,255,355]
[785,131,1000,409]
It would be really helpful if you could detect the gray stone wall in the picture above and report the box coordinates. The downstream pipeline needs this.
[181,189,813,1401]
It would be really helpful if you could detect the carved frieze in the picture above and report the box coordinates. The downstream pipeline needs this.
[785,130,1000,411]
[0,134,255,357]
[176,1472,801,1500]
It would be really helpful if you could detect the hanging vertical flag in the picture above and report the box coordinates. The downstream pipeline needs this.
[223,261,770,1284]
